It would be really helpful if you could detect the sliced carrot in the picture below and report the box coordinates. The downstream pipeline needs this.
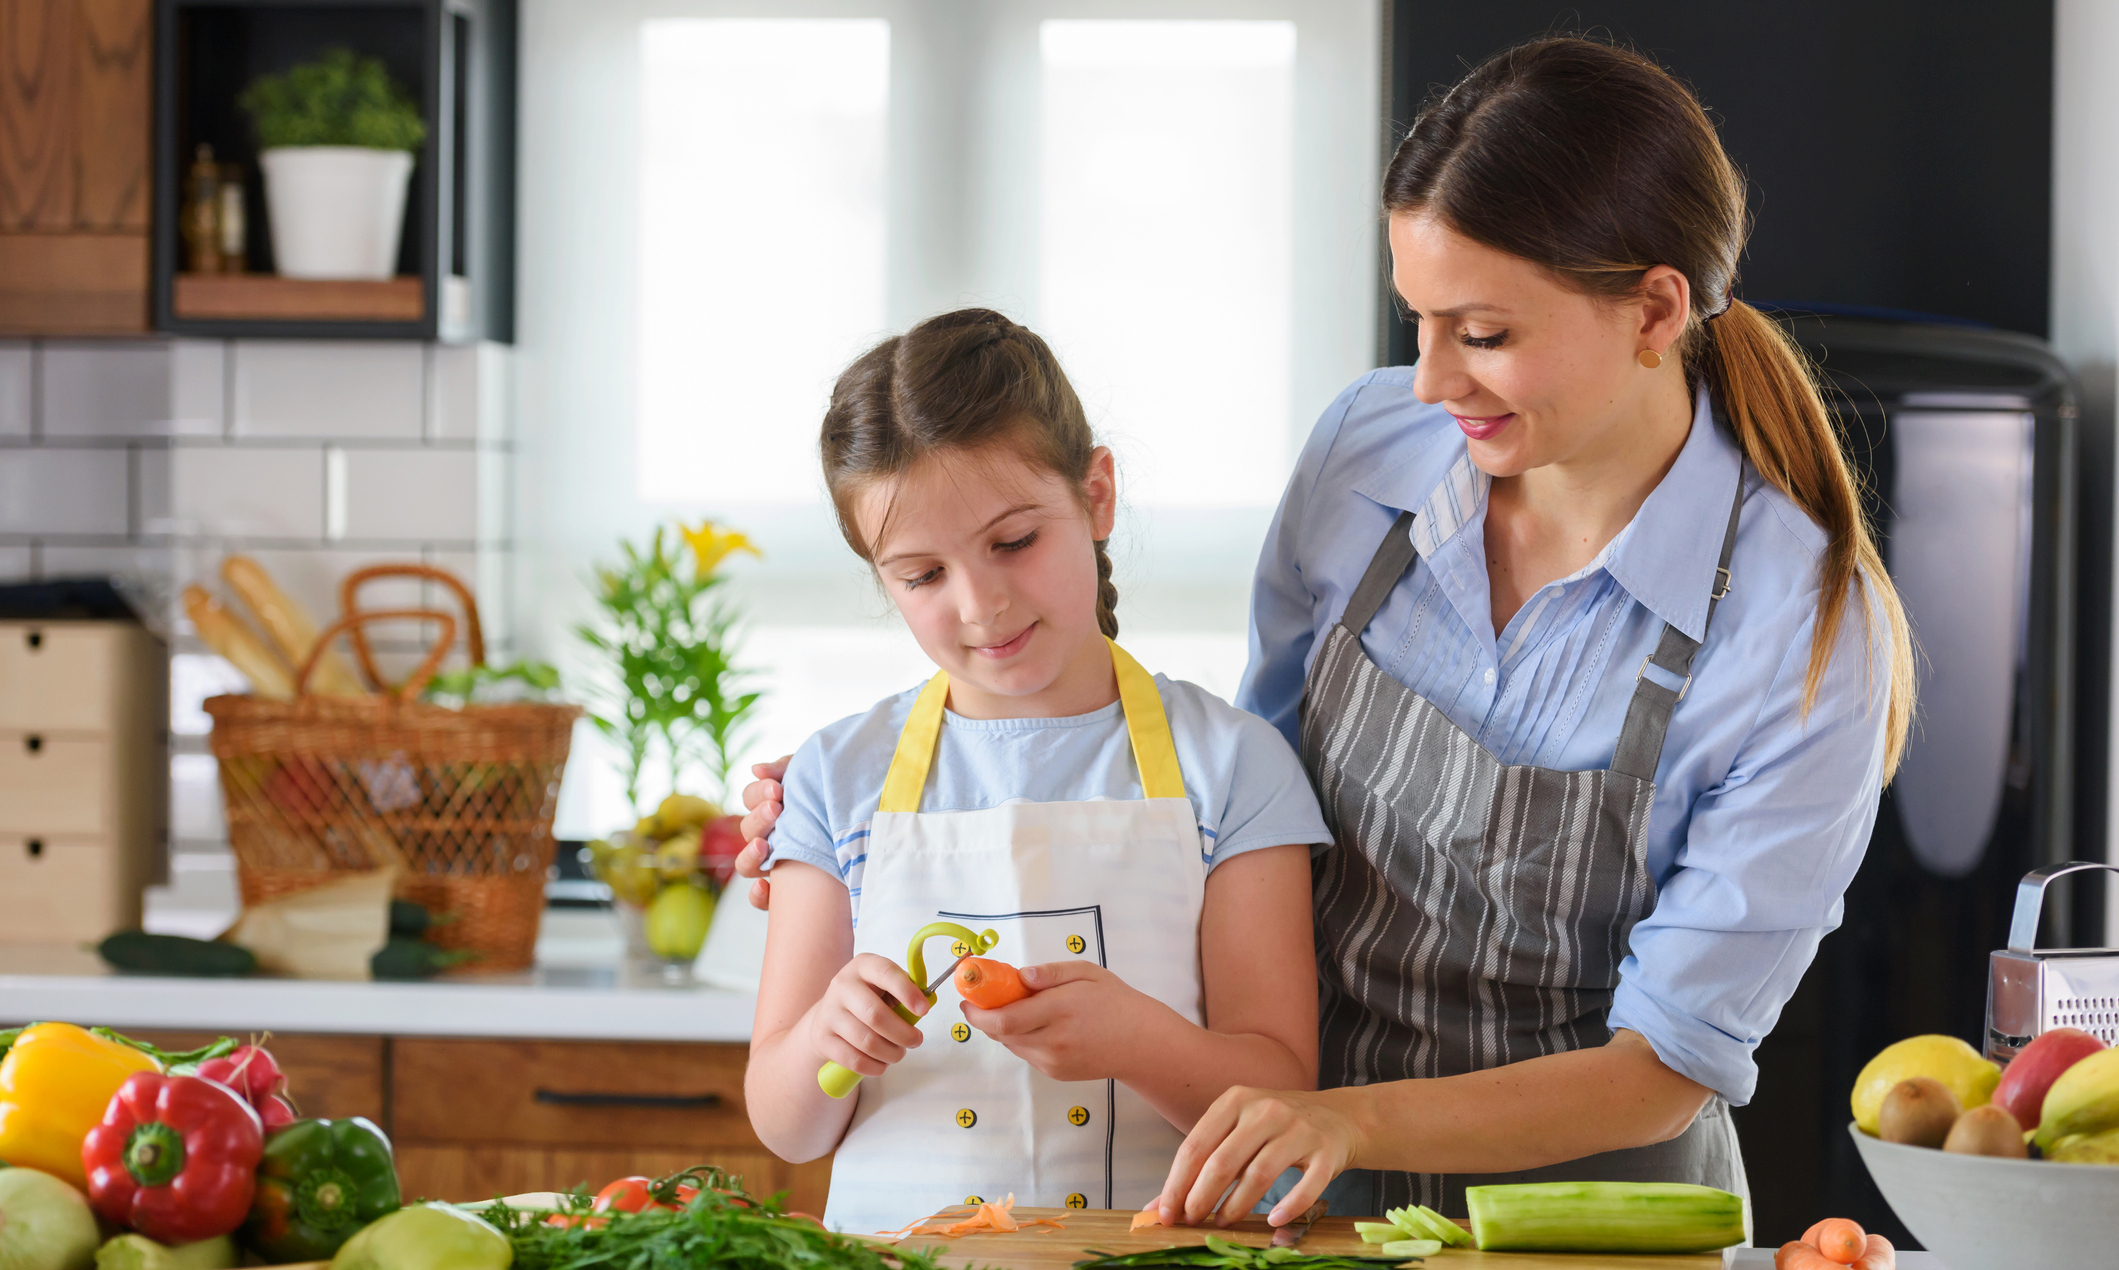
[1131,1207,1168,1232]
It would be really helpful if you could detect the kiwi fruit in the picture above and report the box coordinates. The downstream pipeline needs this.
[1944,1103,2030,1158]
[1879,1076,1962,1147]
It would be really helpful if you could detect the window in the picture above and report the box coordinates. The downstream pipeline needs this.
[518,1,1379,833]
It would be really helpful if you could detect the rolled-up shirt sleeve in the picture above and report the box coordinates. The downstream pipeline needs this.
[1608,583,1891,1105]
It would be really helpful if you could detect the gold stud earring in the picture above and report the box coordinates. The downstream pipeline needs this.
[1637,348,1663,370]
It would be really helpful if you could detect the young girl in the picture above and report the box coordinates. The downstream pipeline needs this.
[743,309,1328,1233]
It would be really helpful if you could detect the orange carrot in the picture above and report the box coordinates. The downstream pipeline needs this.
[1851,1233,1896,1270]
[1805,1218,1867,1265]
[957,957,1034,1008]
[1131,1206,1168,1232]
[1777,1243,1842,1270]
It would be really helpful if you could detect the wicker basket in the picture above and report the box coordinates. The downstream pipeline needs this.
[204,565,581,971]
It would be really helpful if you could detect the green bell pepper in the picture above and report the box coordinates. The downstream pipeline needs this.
[240,1118,402,1262]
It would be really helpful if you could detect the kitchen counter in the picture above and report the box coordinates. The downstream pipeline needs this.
[0,909,759,1041]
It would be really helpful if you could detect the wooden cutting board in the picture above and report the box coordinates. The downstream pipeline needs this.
[885,1208,1725,1269]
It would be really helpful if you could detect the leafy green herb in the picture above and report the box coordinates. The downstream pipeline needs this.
[240,48,426,152]
[475,1167,942,1270]
[1074,1234,1423,1270]
[423,659,563,706]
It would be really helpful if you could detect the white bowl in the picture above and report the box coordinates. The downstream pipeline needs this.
[1849,1122,2119,1269]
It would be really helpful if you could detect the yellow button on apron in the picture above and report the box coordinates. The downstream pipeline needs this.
[955,1108,978,1128]
[1067,1105,1091,1126]
[1066,1193,1088,1209]
[950,1022,971,1042]
[966,1195,983,1205]
[1066,934,1086,954]
[951,939,970,957]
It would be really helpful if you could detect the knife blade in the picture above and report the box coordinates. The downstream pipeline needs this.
[1268,1200,1327,1247]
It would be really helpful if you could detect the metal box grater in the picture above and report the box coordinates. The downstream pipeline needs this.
[1986,861,2119,1064]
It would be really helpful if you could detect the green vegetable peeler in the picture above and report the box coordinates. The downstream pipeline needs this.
[817,921,997,1098]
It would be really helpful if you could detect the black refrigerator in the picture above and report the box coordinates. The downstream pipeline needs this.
[1730,312,2088,1245]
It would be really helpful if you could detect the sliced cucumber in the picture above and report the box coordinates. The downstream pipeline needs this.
[1353,1222,1402,1245]
[1377,1240,1442,1259]
[1412,1205,1472,1248]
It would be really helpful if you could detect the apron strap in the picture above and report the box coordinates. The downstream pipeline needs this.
[1339,510,1420,637]
[876,641,1186,814]
[1609,467,1747,781]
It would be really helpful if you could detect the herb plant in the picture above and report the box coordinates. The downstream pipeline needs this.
[576,520,762,812]
[239,48,427,152]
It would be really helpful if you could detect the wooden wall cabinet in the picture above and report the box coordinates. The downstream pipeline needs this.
[0,0,155,334]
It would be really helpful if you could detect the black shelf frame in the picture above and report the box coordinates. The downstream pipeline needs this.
[151,0,516,342]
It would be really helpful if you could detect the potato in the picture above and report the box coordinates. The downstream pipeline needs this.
[1879,1076,1961,1148]
[1945,1103,2030,1158]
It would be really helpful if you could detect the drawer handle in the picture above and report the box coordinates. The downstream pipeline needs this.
[26,839,42,858]
[25,631,41,650]
[25,735,42,754]
[532,1089,722,1110]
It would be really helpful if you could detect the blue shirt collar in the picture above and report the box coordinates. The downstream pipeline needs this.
[1349,384,1745,642]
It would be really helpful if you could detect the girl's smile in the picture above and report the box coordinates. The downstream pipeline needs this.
[972,622,1038,659]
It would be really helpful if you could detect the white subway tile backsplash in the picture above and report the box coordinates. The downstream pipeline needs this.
[0,546,31,580]
[340,448,478,541]
[39,542,172,582]
[232,341,425,438]
[170,447,324,538]
[0,342,30,436]
[477,445,511,543]
[0,448,129,534]
[170,341,227,436]
[428,342,512,442]
[134,446,173,535]
[41,342,173,437]
[170,753,226,841]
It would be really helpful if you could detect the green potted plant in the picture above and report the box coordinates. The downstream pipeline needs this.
[238,48,426,280]
[575,520,763,979]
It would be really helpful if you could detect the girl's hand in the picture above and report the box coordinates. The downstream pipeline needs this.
[959,961,1172,1083]
[1155,1086,1366,1228]
[732,757,792,910]
[802,952,931,1077]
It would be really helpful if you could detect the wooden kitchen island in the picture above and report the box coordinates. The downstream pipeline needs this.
[890,1210,1723,1269]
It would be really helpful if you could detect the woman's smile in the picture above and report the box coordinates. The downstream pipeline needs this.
[1451,412,1516,441]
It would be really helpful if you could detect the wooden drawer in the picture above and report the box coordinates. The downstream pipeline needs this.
[391,1039,760,1149]
[0,623,128,730]
[124,1031,387,1124]
[0,834,138,942]
[0,733,108,833]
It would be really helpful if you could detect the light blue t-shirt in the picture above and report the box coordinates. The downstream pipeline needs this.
[763,674,1330,923]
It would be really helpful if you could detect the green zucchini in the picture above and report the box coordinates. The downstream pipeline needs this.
[371,936,480,980]
[1463,1181,1745,1254]
[96,932,256,977]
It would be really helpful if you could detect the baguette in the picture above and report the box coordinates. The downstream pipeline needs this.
[182,584,295,699]
[221,554,369,697]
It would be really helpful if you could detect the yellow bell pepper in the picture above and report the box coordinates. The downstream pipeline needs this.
[0,1022,161,1189]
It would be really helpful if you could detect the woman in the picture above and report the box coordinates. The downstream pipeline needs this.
[733,36,1912,1225]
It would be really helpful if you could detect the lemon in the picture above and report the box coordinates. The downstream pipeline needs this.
[657,793,720,830]
[633,814,666,842]
[598,842,661,908]
[646,881,715,960]
[654,826,705,880]
[1851,1035,2000,1136]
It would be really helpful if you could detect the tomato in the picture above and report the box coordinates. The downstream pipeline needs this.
[592,1176,660,1214]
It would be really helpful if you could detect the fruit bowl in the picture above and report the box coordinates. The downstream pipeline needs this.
[1849,1122,2119,1269]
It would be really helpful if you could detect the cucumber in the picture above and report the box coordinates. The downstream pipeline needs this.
[96,932,256,977]
[1353,1223,1400,1244]
[1464,1181,1745,1254]
[1376,1240,1441,1259]
[1386,1206,1469,1248]
[371,937,480,980]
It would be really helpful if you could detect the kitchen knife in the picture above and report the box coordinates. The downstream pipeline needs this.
[1269,1200,1328,1248]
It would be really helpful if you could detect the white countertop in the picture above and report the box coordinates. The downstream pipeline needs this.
[0,908,762,1042]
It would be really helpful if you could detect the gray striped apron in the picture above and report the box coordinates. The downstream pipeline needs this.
[1300,481,1749,1217]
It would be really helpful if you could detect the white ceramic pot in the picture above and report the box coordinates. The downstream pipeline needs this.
[1849,1122,2119,1269]
[257,146,414,280]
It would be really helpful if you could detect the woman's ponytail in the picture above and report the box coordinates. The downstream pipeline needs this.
[1383,35,1916,781]
[1697,301,1914,777]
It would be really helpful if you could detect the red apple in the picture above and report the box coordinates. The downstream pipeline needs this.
[698,813,748,889]
[1994,1026,2108,1130]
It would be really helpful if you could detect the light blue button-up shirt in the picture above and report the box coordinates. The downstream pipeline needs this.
[1239,371,1891,1105]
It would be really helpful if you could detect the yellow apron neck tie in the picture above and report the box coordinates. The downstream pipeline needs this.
[876,638,1185,814]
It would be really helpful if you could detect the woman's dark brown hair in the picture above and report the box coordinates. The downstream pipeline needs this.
[1386,36,1914,777]
[820,307,1120,637]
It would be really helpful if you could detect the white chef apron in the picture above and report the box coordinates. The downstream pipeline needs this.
[821,640,1209,1235]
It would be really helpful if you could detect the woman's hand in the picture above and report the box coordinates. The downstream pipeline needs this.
[801,952,931,1078]
[731,756,792,910]
[1154,1086,1367,1228]
[959,961,1176,1084]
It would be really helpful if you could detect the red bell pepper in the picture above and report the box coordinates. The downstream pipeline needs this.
[82,1071,264,1244]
